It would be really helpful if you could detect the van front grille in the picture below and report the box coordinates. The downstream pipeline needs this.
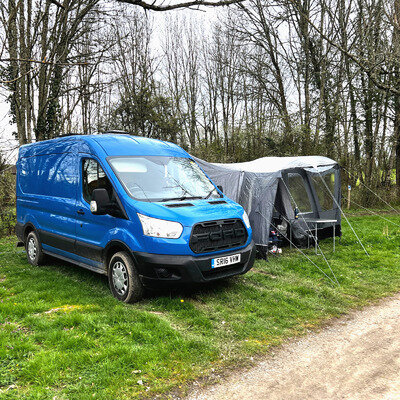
[189,219,247,254]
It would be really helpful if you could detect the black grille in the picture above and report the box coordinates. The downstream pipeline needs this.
[165,203,194,208]
[189,219,248,254]
[208,200,227,205]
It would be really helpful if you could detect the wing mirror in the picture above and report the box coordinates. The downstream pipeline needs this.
[90,188,111,215]
[217,185,223,193]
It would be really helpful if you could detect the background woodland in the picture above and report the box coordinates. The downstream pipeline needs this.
[1,0,400,209]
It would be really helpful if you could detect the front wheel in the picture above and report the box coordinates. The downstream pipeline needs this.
[108,251,144,303]
[25,231,45,266]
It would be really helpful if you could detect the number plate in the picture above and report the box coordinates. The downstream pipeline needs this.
[211,254,241,269]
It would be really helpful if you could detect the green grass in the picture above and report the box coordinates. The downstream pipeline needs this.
[1,214,400,399]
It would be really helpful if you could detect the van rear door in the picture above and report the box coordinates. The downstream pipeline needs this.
[74,156,116,264]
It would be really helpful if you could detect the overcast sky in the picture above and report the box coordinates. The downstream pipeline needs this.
[0,6,219,164]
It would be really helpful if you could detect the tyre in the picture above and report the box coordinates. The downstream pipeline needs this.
[108,251,144,303]
[25,230,45,266]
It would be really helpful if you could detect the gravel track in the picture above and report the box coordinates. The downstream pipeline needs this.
[187,294,400,400]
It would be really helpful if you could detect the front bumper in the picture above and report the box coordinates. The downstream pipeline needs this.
[135,241,256,288]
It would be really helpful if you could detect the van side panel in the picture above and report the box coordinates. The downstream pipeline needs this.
[17,152,78,252]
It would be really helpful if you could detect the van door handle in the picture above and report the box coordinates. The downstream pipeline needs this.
[77,209,85,215]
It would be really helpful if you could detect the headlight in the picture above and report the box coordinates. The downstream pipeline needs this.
[137,213,183,239]
[242,210,251,228]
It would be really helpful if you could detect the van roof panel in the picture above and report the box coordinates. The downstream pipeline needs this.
[18,134,188,159]
[91,135,187,157]
[18,136,90,158]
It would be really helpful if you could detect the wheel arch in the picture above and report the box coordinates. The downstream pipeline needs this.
[23,222,37,242]
[103,240,139,272]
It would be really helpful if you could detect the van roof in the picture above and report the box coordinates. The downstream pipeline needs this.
[18,134,189,159]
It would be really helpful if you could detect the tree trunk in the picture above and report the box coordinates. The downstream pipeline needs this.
[394,0,400,197]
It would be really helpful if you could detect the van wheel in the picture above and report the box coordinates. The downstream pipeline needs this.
[25,231,45,266]
[108,251,144,303]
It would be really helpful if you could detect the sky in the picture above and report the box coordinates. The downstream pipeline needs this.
[0,4,219,164]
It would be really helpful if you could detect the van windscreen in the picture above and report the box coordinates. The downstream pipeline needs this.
[108,156,220,202]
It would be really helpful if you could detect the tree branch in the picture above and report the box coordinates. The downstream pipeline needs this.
[0,58,89,66]
[0,63,41,85]
[49,0,65,9]
[116,0,245,11]
[285,0,400,95]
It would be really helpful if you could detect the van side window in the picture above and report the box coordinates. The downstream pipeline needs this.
[82,159,113,203]
[19,153,77,198]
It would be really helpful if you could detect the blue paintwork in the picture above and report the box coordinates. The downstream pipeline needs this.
[16,134,252,270]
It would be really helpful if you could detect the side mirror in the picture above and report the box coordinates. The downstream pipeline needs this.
[217,185,223,193]
[91,188,110,215]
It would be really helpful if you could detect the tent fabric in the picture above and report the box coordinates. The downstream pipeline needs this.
[214,155,337,173]
[194,155,341,247]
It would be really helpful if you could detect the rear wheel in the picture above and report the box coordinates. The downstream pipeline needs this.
[108,251,144,303]
[25,231,45,266]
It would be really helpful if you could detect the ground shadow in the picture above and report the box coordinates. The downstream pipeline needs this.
[41,253,240,302]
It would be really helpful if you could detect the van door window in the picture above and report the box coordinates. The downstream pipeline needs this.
[82,158,113,203]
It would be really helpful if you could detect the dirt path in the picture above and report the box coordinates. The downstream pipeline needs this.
[187,294,400,400]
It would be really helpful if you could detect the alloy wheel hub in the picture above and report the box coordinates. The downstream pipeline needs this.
[112,261,128,295]
[28,238,37,260]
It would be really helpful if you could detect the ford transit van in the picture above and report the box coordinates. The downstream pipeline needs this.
[16,134,255,302]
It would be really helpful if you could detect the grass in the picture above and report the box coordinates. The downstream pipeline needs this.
[1,213,400,399]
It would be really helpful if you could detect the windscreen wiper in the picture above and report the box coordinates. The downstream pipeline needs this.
[160,196,203,202]
[204,187,217,199]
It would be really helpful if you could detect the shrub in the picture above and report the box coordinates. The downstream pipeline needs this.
[0,170,16,238]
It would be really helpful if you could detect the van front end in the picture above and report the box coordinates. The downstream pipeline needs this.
[104,149,256,289]
[128,200,255,288]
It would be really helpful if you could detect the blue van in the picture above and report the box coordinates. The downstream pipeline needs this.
[16,134,255,302]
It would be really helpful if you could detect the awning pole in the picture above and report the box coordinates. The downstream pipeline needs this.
[316,171,370,257]
[280,178,339,284]
[267,217,338,286]
[261,191,339,285]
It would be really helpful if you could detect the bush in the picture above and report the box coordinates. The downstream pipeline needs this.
[0,170,16,238]
[0,208,16,237]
